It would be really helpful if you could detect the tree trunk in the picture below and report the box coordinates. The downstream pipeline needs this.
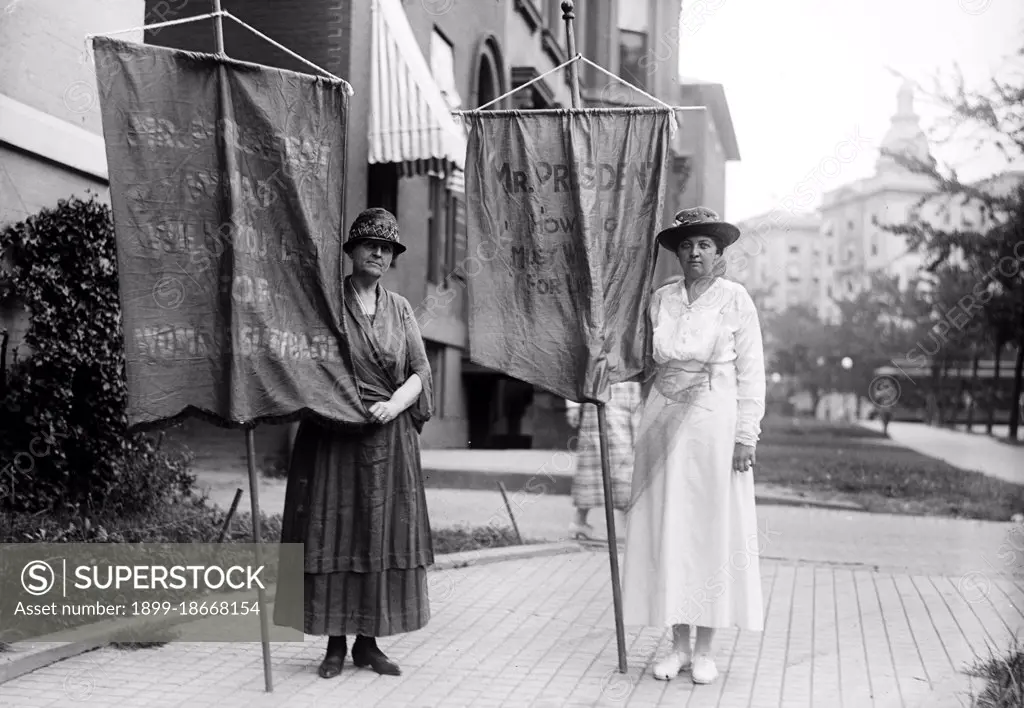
[988,339,1004,435]
[811,387,822,416]
[0,329,7,400]
[955,357,967,429]
[936,357,949,427]
[966,348,980,432]
[1009,327,1024,441]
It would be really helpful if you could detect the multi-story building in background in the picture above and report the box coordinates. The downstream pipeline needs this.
[818,81,1024,323]
[730,212,821,313]
[142,0,732,455]
[2,0,740,467]
[731,80,1022,327]
[816,80,936,322]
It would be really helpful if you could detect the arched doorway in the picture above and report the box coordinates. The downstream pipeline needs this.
[477,55,497,108]
[472,36,505,110]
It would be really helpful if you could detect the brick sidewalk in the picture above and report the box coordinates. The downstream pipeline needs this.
[2,550,1020,708]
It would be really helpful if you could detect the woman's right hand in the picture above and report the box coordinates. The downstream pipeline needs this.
[732,443,755,473]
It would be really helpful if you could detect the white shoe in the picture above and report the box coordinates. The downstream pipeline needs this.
[691,655,718,684]
[569,521,595,540]
[653,651,691,680]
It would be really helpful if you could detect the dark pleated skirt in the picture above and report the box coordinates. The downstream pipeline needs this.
[273,413,433,637]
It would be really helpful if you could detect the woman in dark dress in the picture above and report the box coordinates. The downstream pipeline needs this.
[275,208,434,679]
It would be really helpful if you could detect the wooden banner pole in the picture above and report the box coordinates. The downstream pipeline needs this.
[212,0,226,54]
[245,427,274,693]
[562,0,628,676]
[211,0,273,692]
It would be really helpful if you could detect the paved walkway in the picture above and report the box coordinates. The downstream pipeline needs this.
[860,421,1024,485]
[2,544,1020,708]
[4,501,1024,707]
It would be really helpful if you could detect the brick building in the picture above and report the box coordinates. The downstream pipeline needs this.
[3,0,738,471]
[0,0,142,345]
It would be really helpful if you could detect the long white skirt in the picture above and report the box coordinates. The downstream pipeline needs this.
[621,373,764,631]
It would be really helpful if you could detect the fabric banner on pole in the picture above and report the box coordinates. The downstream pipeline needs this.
[463,108,672,403]
[93,36,365,431]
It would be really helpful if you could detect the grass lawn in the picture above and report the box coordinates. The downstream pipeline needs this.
[756,416,1024,521]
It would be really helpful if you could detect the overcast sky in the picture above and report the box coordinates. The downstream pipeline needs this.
[676,0,1024,221]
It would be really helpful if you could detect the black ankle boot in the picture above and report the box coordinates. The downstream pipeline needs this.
[318,635,347,679]
[352,635,401,676]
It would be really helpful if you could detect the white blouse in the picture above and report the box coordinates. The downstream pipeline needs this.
[646,277,767,447]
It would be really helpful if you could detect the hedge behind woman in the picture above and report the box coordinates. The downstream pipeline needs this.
[274,208,434,680]
[622,207,767,686]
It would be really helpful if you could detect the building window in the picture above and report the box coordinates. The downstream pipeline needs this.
[427,174,456,284]
[827,284,833,297]
[431,28,461,110]
[617,1,649,91]
[477,54,498,109]
[788,244,800,254]
[367,163,398,215]
[871,243,878,256]
[827,253,833,266]
[426,342,445,418]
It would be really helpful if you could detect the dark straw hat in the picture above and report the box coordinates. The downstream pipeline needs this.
[656,207,740,252]
[344,208,407,256]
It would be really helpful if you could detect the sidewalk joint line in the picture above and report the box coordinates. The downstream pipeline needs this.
[872,571,907,707]
[833,567,845,708]
[892,573,935,690]
[930,574,977,669]
[853,568,876,704]
[745,561,781,708]
[910,574,957,673]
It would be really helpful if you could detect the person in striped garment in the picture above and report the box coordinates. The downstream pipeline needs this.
[565,381,642,541]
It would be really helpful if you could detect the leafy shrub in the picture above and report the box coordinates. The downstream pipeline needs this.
[431,524,528,555]
[1,498,282,545]
[0,194,192,517]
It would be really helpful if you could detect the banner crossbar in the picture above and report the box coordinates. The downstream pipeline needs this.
[84,10,224,40]
[455,51,688,117]
[468,53,584,112]
[83,10,353,95]
[452,107,707,116]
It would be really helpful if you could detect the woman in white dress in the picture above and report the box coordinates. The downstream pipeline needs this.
[622,207,767,686]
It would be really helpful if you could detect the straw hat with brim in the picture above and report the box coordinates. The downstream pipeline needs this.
[344,207,407,256]
[656,207,740,252]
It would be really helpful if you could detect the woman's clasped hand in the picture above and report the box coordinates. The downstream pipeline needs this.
[368,400,401,424]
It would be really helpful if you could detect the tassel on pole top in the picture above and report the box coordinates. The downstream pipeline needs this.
[561,1,582,109]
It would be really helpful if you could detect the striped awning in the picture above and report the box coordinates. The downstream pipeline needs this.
[369,0,467,176]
